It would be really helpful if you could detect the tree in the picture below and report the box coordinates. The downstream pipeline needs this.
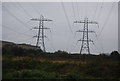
[110,51,119,56]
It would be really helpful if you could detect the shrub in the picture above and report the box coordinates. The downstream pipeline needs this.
[66,72,81,80]
[3,69,61,79]
[110,51,119,56]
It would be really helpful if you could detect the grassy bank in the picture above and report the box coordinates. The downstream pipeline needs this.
[2,41,120,80]
[2,56,120,80]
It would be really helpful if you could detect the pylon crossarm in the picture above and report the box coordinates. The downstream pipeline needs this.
[88,31,95,33]
[33,35,38,38]
[78,39,93,42]
[33,27,50,29]
[88,21,98,24]
[31,18,52,21]
[76,30,95,33]
[43,18,52,21]
[74,20,84,23]
[31,18,40,21]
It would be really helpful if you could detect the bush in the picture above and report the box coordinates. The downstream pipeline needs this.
[54,50,68,54]
[3,69,61,79]
[13,69,47,79]
[110,51,119,56]
[2,43,42,57]
[66,72,81,80]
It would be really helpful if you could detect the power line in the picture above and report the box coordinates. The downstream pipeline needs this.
[42,21,56,52]
[96,1,104,20]
[3,5,31,30]
[16,2,33,18]
[70,1,80,53]
[71,2,76,20]
[17,36,33,43]
[49,21,56,51]
[93,1,99,20]
[61,2,74,52]
[93,1,116,54]
[3,24,35,46]
[61,2,73,34]
[2,24,32,38]
[30,3,41,15]
[92,41,101,54]
[96,2,117,41]
[49,30,56,51]
[71,39,79,52]
[68,23,78,52]
[76,0,80,19]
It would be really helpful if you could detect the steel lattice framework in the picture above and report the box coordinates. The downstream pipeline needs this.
[31,15,52,52]
[74,17,98,54]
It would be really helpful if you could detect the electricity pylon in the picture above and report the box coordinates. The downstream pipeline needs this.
[31,15,52,52]
[74,17,98,54]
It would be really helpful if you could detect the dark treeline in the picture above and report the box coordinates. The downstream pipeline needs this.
[2,42,120,61]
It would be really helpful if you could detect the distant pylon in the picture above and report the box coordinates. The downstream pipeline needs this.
[74,17,98,54]
[31,15,52,52]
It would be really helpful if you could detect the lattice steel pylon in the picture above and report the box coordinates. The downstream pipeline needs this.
[31,15,52,52]
[74,17,98,54]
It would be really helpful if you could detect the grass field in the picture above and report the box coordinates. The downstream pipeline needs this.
[2,56,120,80]
[2,41,120,80]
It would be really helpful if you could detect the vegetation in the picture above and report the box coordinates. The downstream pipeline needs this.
[2,41,120,80]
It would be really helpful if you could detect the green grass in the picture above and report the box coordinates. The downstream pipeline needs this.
[2,57,120,80]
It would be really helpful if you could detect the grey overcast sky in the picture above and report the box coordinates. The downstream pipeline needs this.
[1,1,118,54]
